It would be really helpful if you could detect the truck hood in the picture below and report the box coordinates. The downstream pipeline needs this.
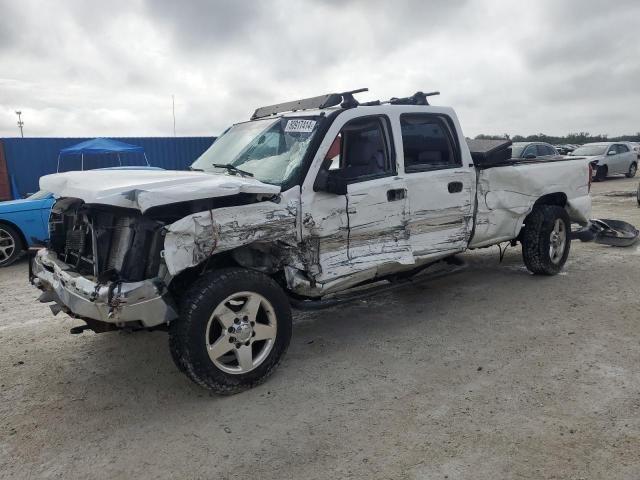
[40,169,281,212]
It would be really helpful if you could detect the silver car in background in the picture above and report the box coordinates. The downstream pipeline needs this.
[511,142,562,160]
[571,142,637,181]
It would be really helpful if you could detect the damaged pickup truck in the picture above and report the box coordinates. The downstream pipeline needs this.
[30,89,592,394]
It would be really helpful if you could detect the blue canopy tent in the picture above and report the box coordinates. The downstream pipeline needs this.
[57,138,150,172]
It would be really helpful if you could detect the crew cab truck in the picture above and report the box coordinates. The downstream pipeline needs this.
[30,90,592,394]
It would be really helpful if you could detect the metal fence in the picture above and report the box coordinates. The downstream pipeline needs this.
[0,136,215,198]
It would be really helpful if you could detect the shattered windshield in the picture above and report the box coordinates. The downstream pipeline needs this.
[191,116,322,186]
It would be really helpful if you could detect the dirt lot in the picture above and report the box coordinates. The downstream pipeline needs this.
[1,177,639,479]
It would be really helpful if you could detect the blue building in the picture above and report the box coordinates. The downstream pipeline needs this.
[0,136,215,200]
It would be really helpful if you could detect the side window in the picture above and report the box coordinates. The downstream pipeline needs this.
[523,145,537,158]
[323,116,394,181]
[539,145,555,156]
[607,145,617,155]
[400,114,460,172]
[617,144,629,153]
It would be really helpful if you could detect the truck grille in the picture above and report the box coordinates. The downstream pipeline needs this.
[107,217,135,272]
[49,204,164,282]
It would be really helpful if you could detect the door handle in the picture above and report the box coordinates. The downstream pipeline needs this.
[387,188,406,202]
[448,181,463,193]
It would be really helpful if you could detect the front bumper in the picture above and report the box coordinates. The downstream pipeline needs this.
[30,249,178,327]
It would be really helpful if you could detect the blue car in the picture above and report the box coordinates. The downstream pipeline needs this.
[0,166,164,267]
[0,190,54,267]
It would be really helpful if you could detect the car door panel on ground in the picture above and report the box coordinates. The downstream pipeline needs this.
[398,113,474,260]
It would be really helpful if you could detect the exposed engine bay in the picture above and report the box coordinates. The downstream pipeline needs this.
[48,199,166,283]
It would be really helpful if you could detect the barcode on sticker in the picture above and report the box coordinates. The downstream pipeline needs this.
[284,119,316,133]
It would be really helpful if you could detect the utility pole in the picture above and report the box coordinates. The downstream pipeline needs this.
[171,95,176,137]
[15,111,24,138]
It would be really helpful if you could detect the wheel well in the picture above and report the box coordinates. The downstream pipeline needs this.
[168,251,239,299]
[167,246,289,301]
[533,192,567,208]
[0,220,27,250]
[517,193,568,241]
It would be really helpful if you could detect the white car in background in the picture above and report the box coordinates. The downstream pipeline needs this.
[571,142,637,181]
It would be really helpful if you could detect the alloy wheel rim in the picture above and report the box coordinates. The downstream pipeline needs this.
[205,291,277,374]
[549,219,567,264]
[0,228,16,263]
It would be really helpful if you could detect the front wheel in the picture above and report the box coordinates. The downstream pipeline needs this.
[626,162,637,178]
[169,268,292,395]
[594,165,607,182]
[521,205,571,275]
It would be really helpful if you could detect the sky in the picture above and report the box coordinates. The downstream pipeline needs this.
[1,0,639,138]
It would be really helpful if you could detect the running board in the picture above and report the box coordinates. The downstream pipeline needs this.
[289,261,467,311]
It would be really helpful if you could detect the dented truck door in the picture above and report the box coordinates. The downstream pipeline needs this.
[396,112,474,259]
[300,110,413,292]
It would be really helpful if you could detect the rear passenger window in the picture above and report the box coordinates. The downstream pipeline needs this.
[400,115,460,172]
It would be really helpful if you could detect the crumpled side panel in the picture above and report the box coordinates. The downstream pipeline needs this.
[470,160,591,248]
[163,201,298,275]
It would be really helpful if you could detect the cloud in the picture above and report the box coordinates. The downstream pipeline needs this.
[0,0,638,138]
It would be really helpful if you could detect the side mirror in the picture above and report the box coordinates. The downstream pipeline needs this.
[525,153,536,159]
[314,160,348,195]
[607,150,617,156]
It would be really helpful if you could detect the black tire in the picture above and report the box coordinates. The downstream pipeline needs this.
[169,268,292,395]
[0,223,23,267]
[594,165,607,182]
[626,162,637,178]
[521,205,571,275]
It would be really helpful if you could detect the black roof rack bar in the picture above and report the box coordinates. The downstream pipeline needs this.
[388,91,440,106]
[251,88,368,120]
[361,91,441,107]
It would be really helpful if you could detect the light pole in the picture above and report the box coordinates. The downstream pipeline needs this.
[15,111,24,138]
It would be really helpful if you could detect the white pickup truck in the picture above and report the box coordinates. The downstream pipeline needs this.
[30,89,592,394]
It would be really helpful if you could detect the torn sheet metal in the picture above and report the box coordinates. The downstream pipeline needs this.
[470,159,592,248]
[40,169,281,212]
[163,198,299,275]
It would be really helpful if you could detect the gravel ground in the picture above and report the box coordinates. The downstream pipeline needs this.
[1,177,639,479]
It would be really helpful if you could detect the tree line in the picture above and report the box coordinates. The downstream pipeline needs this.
[474,132,640,144]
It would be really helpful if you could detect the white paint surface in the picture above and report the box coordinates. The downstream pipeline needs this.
[40,169,280,212]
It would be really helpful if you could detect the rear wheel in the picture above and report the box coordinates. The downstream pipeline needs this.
[169,268,292,395]
[626,162,637,178]
[0,224,23,267]
[594,165,608,181]
[521,205,571,275]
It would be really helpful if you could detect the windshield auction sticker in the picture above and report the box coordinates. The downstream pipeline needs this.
[284,119,316,133]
